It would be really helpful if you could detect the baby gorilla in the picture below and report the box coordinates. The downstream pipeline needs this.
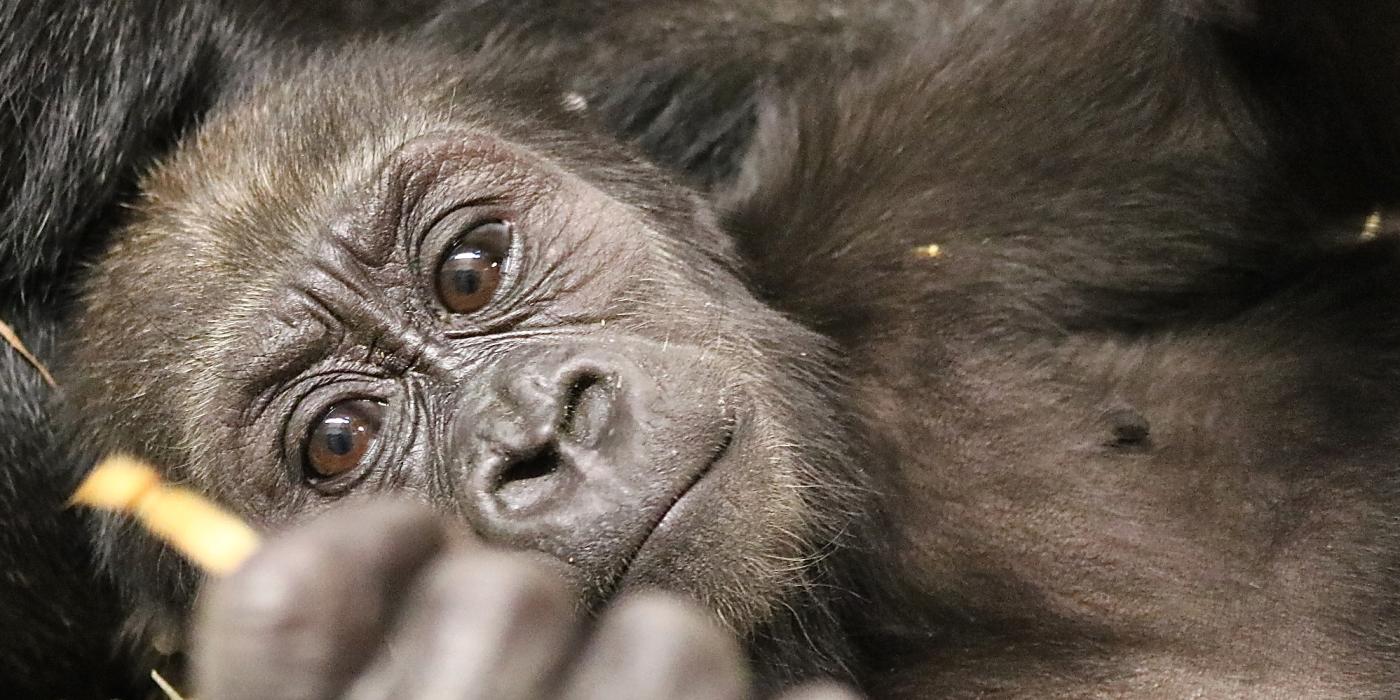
[51,1,1400,697]
[61,47,864,698]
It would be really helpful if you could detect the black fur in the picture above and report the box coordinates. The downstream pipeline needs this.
[0,0,234,298]
[0,1,235,694]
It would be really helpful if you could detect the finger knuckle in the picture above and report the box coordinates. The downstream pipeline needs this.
[424,550,574,623]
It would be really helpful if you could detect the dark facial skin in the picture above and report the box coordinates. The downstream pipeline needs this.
[61,46,867,696]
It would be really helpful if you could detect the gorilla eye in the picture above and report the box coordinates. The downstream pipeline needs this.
[435,220,512,314]
[304,399,385,479]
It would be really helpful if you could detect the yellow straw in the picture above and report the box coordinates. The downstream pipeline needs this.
[71,455,260,576]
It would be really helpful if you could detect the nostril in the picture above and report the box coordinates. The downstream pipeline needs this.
[493,445,568,513]
[498,445,560,485]
[559,371,614,445]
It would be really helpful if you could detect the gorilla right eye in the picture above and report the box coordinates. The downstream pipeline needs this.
[304,400,386,480]
[435,220,512,314]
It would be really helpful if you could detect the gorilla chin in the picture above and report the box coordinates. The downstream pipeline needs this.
[60,47,866,680]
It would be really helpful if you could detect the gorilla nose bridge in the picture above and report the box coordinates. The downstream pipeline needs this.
[295,261,459,378]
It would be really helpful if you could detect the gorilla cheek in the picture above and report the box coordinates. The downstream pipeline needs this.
[616,411,811,618]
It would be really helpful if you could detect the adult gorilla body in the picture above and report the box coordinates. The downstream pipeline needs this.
[6,1,1400,698]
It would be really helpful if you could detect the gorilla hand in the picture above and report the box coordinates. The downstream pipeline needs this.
[192,501,859,700]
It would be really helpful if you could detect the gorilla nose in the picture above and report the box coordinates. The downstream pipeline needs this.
[455,348,655,543]
[486,367,616,508]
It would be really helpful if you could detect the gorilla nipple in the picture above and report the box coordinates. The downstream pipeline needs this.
[1104,407,1150,448]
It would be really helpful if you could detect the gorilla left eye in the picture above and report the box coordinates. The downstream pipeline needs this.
[436,220,512,314]
[304,399,385,480]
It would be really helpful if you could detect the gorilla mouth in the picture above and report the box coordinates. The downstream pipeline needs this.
[618,411,739,580]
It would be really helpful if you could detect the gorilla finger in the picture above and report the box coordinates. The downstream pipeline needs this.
[561,593,748,700]
[193,499,448,700]
[344,550,579,700]
[773,681,866,700]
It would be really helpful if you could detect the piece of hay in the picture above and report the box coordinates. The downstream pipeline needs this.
[912,243,943,258]
[0,318,57,387]
[70,455,260,576]
[1362,210,1384,240]
[151,669,187,700]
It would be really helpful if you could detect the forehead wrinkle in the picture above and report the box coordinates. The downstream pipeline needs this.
[134,105,443,342]
[275,239,457,378]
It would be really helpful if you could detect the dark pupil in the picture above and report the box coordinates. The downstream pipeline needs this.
[436,220,510,314]
[451,256,485,294]
[305,400,384,479]
[323,417,356,455]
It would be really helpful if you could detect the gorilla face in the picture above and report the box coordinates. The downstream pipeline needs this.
[63,49,861,649]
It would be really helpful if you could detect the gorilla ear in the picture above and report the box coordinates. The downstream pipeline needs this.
[1187,2,1400,209]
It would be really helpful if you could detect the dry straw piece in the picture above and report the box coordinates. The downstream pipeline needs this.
[0,318,57,387]
[150,670,187,700]
[70,455,261,575]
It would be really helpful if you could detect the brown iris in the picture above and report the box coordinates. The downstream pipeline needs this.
[436,220,512,314]
[304,399,385,479]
